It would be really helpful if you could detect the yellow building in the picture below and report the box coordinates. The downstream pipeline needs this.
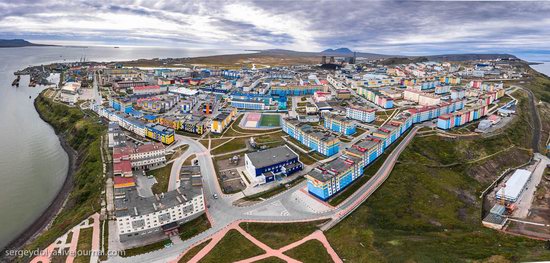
[211,111,234,134]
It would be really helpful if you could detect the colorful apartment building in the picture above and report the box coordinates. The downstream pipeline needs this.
[282,118,340,156]
[346,106,376,123]
[323,113,356,135]
[181,116,207,135]
[439,76,461,85]
[145,123,175,145]
[132,85,167,95]
[437,103,489,130]
[306,117,412,200]
[110,97,133,114]
[158,116,182,130]
[357,87,394,109]
[403,89,441,106]
[270,84,324,96]
[211,108,237,134]
[363,78,400,88]
[113,142,166,176]
[230,97,269,110]
[306,155,364,200]
[344,137,384,166]
[372,123,402,149]
[407,100,465,124]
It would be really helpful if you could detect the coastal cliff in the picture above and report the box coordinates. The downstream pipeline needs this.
[8,91,105,262]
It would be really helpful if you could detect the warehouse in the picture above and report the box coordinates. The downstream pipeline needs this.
[244,146,303,185]
[496,169,532,203]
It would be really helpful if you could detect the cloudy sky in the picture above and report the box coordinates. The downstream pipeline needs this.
[1,0,550,58]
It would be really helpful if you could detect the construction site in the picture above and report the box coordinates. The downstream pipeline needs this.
[482,154,550,240]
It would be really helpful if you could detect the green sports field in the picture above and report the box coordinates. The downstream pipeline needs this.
[259,114,281,127]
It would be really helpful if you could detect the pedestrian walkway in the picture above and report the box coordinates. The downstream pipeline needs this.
[171,220,342,263]
[30,213,101,263]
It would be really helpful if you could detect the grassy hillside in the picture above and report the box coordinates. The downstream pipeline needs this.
[525,68,550,103]
[325,90,550,262]
[20,93,105,260]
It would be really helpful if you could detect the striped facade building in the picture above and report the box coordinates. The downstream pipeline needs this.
[357,87,394,109]
[323,113,356,136]
[282,118,340,157]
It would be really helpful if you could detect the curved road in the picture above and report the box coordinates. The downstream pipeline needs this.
[107,126,420,263]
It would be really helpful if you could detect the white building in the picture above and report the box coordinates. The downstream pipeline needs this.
[59,82,81,104]
[115,168,204,241]
[346,106,376,123]
[496,169,532,203]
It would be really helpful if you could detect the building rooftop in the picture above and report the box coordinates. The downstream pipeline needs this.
[114,177,202,218]
[307,156,361,183]
[246,146,298,169]
[496,169,532,201]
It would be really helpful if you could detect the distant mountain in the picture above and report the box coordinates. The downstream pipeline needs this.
[423,53,519,62]
[321,47,353,54]
[259,48,391,60]
[0,39,53,48]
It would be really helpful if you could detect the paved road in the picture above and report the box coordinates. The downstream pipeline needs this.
[513,85,542,152]
[107,125,420,263]
[513,153,550,218]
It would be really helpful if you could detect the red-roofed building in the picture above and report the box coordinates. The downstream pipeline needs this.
[113,142,167,171]
[132,85,166,95]
[114,176,136,189]
[113,160,133,177]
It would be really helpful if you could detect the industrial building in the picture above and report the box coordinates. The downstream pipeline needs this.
[496,169,532,203]
[244,146,303,185]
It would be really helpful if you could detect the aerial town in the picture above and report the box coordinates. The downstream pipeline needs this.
[10,53,550,263]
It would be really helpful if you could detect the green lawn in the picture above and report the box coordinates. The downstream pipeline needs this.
[209,138,231,149]
[148,163,173,195]
[254,256,286,263]
[121,239,172,258]
[178,240,211,263]
[99,220,109,261]
[178,214,211,241]
[259,114,281,127]
[239,220,327,249]
[325,92,550,262]
[352,127,367,137]
[285,143,316,165]
[74,227,93,263]
[199,229,264,263]
[50,248,69,263]
[283,240,333,263]
[328,129,410,206]
[211,137,249,155]
[525,68,550,103]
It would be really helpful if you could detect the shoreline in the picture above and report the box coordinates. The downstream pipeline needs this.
[0,97,77,261]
